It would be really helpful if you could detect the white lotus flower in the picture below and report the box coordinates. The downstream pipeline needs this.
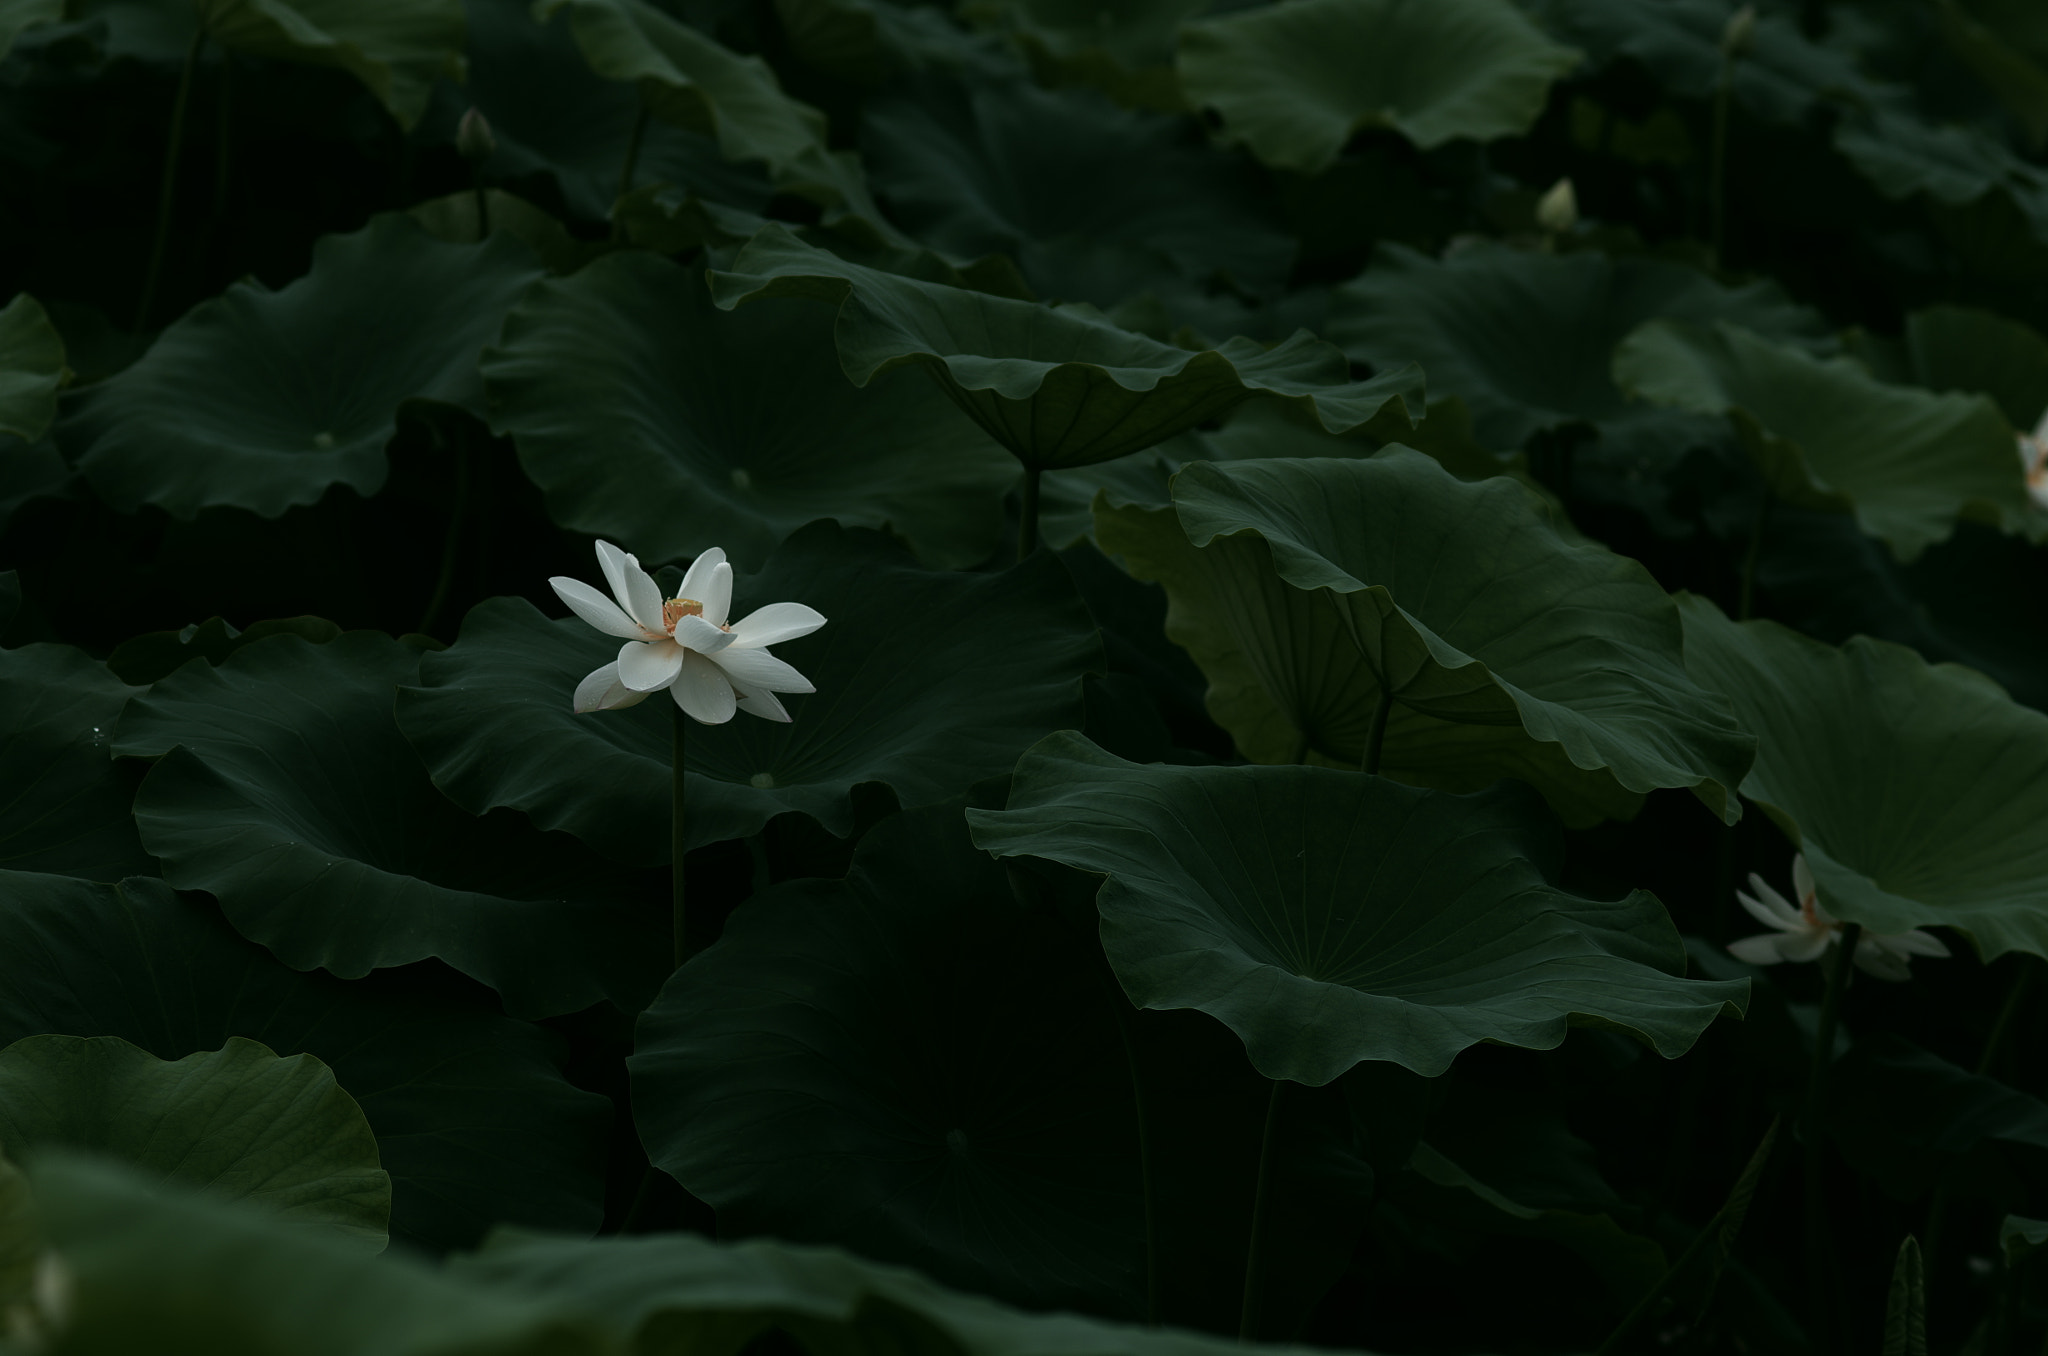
[1726,854,1950,982]
[549,541,824,724]
[2019,409,2048,511]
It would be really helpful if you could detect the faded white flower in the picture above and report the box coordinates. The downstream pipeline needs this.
[1727,854,1950,982]
[1536,177,1578,235]
[2018,409,2048,511]
[549,541,824,725]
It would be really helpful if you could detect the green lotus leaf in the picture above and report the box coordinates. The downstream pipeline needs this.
[105,614,344,686]
[1328,242,1820,449]
[776,0,1008,87]
[0,642,153,881]
[64,216,543,520]
[1679,593,2048,962]
[968,732,1746,1084]
[631,804,1143,1315]
[960,0,1208,110]
[709,224,1423,470]
[0,1035,388,1250]
[0,870,610,1249]
[459,0,777,222]
[196,0,465,130]
[1824,1033,2048,1202]
[0,0,61,59]
[1542,0,1872,126]
[534,0,830,179]
[0,293,66,442]
[110,630,668,1018]
[1614,319,2028,561]
[396,523,1101,863]
[1832,101,2048,247]
[482,250,1013,571]
[860,73,1294,309]
[1891,305,2048,427]
[2005,1216,2048,1268]
[25,1154,610,1355]
[1175,0,1581,175]
[1095,453,1754,826]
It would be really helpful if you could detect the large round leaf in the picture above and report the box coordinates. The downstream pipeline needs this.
[0,642,153,882]
[1094,453,1754,826]
[1678,593,2048,962]
[1175,0,1581,174]
[198,0,465,130]
[962,0,1209,110]
[860,73,1293,309]
[0,870,610,1249]
[0,1034,388,1250]
[64,216,544,519]
[0,292,65,442]
[26,1155,611,1356]
[967,732,1747,1084]
[1613,319,2028,561]
[1327,242,1820,450]
[396,523,1102,863]
[631,803,1143,1316]
[708,223,1423,470]
[110,630,668,1018]
[482,250,1013,571]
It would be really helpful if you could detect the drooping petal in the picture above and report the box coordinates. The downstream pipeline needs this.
[727,601,827,648]
[708,645,815,694]
[1792,855,1816,910]
[1740,875,1802,928]
[671,649,737,724]
[618,638,685,692]
[572,662,653,712]
[1852,945,1913,982]
[1727,934,1789,965]
[735,686,791,722]
[597,540,667,634]
[1875,928,1951,958]
[676,547,729,608]
[699,562,734,629]
[673,614,737,656]
[1776,928,1834,963]
[550,577,647,640]
[2032,407,2048,442]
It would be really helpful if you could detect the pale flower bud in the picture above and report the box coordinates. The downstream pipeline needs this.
[456,107,496,163]
[1721,3,1757,56]
[1535,177,1578,235]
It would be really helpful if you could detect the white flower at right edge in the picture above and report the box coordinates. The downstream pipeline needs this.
[1726,853,1950,981]
[2019,408,2048,511]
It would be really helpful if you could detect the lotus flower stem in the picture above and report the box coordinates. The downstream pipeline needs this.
[134,29,205,332]
[1362,685,1394,775]
[1802,921,1861,1356]
[1018,467,1042,562]
[1922,957,2038,1289]
[418,429,471,636]
[612,102,650,243]
[1738,492,1771,620]
[1106,988,1159,1324]
[211,55,231,224]
[672,700,688,967]
[1237,1078,1287,1340]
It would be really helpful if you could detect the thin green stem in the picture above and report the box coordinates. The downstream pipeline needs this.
[1107,984,1159,1325]
[1925,957,2038,1287]
[212,54,231,222]
[673,701,689,968]
[1595,1204,1730,1356]
[1803,922,1861,1356]
[472,174,491,239]
[1018,467,1042,563]
[135,29,205,332]
[1738,492,1771,621]
[1361,684,1394,776]
[612,103,650,241]
[1709,54,1733,269]
[1238,1079,1287,1341]
[417,429,470,636]
[617,1162,659,1234]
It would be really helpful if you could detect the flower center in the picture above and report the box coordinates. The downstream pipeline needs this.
[663,598,703,631]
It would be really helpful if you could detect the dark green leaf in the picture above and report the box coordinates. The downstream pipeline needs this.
[969,732,1747,1084]
[2001,1215,2048,1267]
[1680,594,2048,961]
[0,1034,388,1250]
[1615,319,2027,561]
[1827,1034,2048,1200]
[708,223,1423,469]
[396,524,1102,862]
[65,216,543,520]
[1883,1236,1926,1356]
[481,250,1014,571]
[0,292,66,442]
[1095,454,1754,825]
[961,0,1207,110]
[105,615,344,686]
[0,642,153,882]
[1176,0,1581,174]
[111,631,668,1018]
[631,804,1143,1315]
[198,0,466,130]
[0,0,61,59]
[0,871,609,1249]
